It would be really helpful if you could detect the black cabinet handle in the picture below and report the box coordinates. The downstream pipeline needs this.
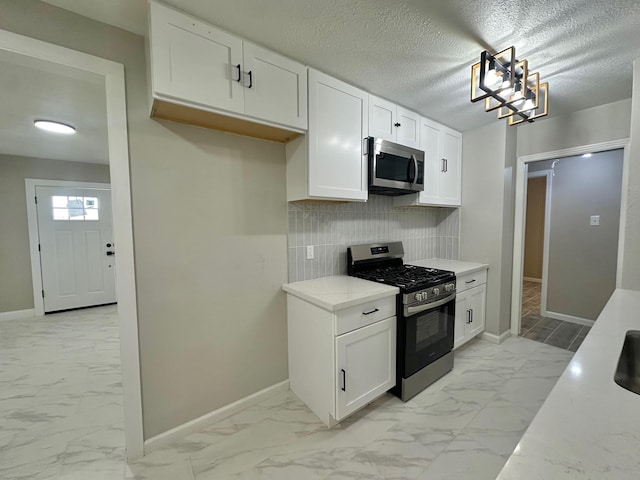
[247,70,253,88]
[106,251,115,256]
[465,279,476,284]
[441,158,446,172]
[234,64,241,82]
[394,122,401,127]
[363,308,379,315]
[341,369,346,391]
[467,309,472,324]
[470,309,474,323]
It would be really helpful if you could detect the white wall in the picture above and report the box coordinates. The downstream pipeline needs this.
[517,99,631,157]
[0,0,288,439]
[460,121,513,337]
[622,60,640,290]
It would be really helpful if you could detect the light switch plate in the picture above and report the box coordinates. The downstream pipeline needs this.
[590,215,600,226]
[306,245,315,260]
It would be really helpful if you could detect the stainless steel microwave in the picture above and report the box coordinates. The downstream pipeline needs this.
[366,137,425,196]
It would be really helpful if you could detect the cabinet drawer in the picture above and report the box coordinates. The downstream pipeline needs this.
[335,296,396,335]
[456,269,487,293]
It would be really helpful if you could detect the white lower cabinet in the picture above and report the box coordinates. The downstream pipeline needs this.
[336,318,396,420]
[454,270,488,349]
[287,294,396,426]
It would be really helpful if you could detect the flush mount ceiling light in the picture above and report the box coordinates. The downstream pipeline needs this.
[34,120,77,135]
[470,47,549,126]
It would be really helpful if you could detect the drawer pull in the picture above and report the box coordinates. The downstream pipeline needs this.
[362,308,379,316]
[465,279,476,284]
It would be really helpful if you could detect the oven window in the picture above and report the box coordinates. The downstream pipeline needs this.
[416,310,447,349]
[375,152,413,182]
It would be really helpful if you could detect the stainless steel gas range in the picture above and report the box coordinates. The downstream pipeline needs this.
[347,241,456,401]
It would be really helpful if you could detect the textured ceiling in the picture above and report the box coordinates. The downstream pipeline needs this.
[40,0,640,132]
[0,50,109,164]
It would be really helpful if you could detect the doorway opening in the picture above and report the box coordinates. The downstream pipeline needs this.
[511,141,630,348]
[0,29,143,460]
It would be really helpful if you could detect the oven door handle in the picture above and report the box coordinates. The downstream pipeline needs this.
[404,293,456,316]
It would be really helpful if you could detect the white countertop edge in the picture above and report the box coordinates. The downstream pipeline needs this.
[496,288,640,479]
[282,276,399,312]
[408,258,489,276]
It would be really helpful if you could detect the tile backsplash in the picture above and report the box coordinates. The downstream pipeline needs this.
[287,194,460,282]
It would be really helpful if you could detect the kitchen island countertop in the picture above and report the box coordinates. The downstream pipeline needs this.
[496,288,640,479]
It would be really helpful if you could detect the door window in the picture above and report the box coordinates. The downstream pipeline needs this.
[51,196,99,221]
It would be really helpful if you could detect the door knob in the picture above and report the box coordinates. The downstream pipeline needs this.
[106,243,112,248]
[106,251,115,256]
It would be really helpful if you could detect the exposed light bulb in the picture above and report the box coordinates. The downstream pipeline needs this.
[484,68,501,89]
[34,120,76,134]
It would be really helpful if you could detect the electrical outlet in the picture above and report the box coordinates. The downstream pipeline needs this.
[590,215,600,226]
[306,245,315,260]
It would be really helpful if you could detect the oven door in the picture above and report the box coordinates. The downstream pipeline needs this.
[401,293,455,378]
[368,137,424,193]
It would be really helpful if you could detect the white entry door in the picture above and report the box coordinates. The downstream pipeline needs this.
[36,185,116,312]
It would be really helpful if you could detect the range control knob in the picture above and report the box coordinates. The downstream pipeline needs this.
[432,287,440,296]
[444,283,454,292]
[414,292,422,301]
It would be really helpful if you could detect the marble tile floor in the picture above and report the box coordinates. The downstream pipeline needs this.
[0,305,126,480]
[127,336,573,480]
[1,305,574,480]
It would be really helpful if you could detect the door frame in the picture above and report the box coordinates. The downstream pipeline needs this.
[25,179,112,315]
[524,170,552,316]
[0,29,144,459]
[510,138,630,336]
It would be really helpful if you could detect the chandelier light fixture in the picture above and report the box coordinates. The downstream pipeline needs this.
[470,46,548,125]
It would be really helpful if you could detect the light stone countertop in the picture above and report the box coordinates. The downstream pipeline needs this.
[496,288,640,480]
[282,275,399,312]
[408,258,489,276]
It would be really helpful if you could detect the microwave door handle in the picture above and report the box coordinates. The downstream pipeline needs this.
[412,155,418,185]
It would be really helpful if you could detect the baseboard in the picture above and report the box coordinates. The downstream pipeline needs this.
[144,379,290,454]
[0,309,35,322]
[523,277,542,284]
[480,330,511,344]
[545,311,595,327]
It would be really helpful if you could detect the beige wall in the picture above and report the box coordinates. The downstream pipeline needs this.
[545,151,623,320]
[622,60,640,290]
[0,0,288,438]
[0,154,110,313]
[460,122,515,337]
[524,177,546,280]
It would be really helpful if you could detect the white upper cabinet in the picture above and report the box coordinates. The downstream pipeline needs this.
[368,95,420,149]
[286,69,369,202]
[394,117,462,207]
[242,42,307,130]
[148,1,307,140]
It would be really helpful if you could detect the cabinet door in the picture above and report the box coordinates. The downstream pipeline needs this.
[368,95,396,142]
[454,293,467,349]
[242,42,308,130]
[308,69,368,201]
[149,2,244,113]
[396,106,420,149]
[418,118,443,205]
[335,317,396,420]
[466,284,486,339]
[439,128,462,206]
